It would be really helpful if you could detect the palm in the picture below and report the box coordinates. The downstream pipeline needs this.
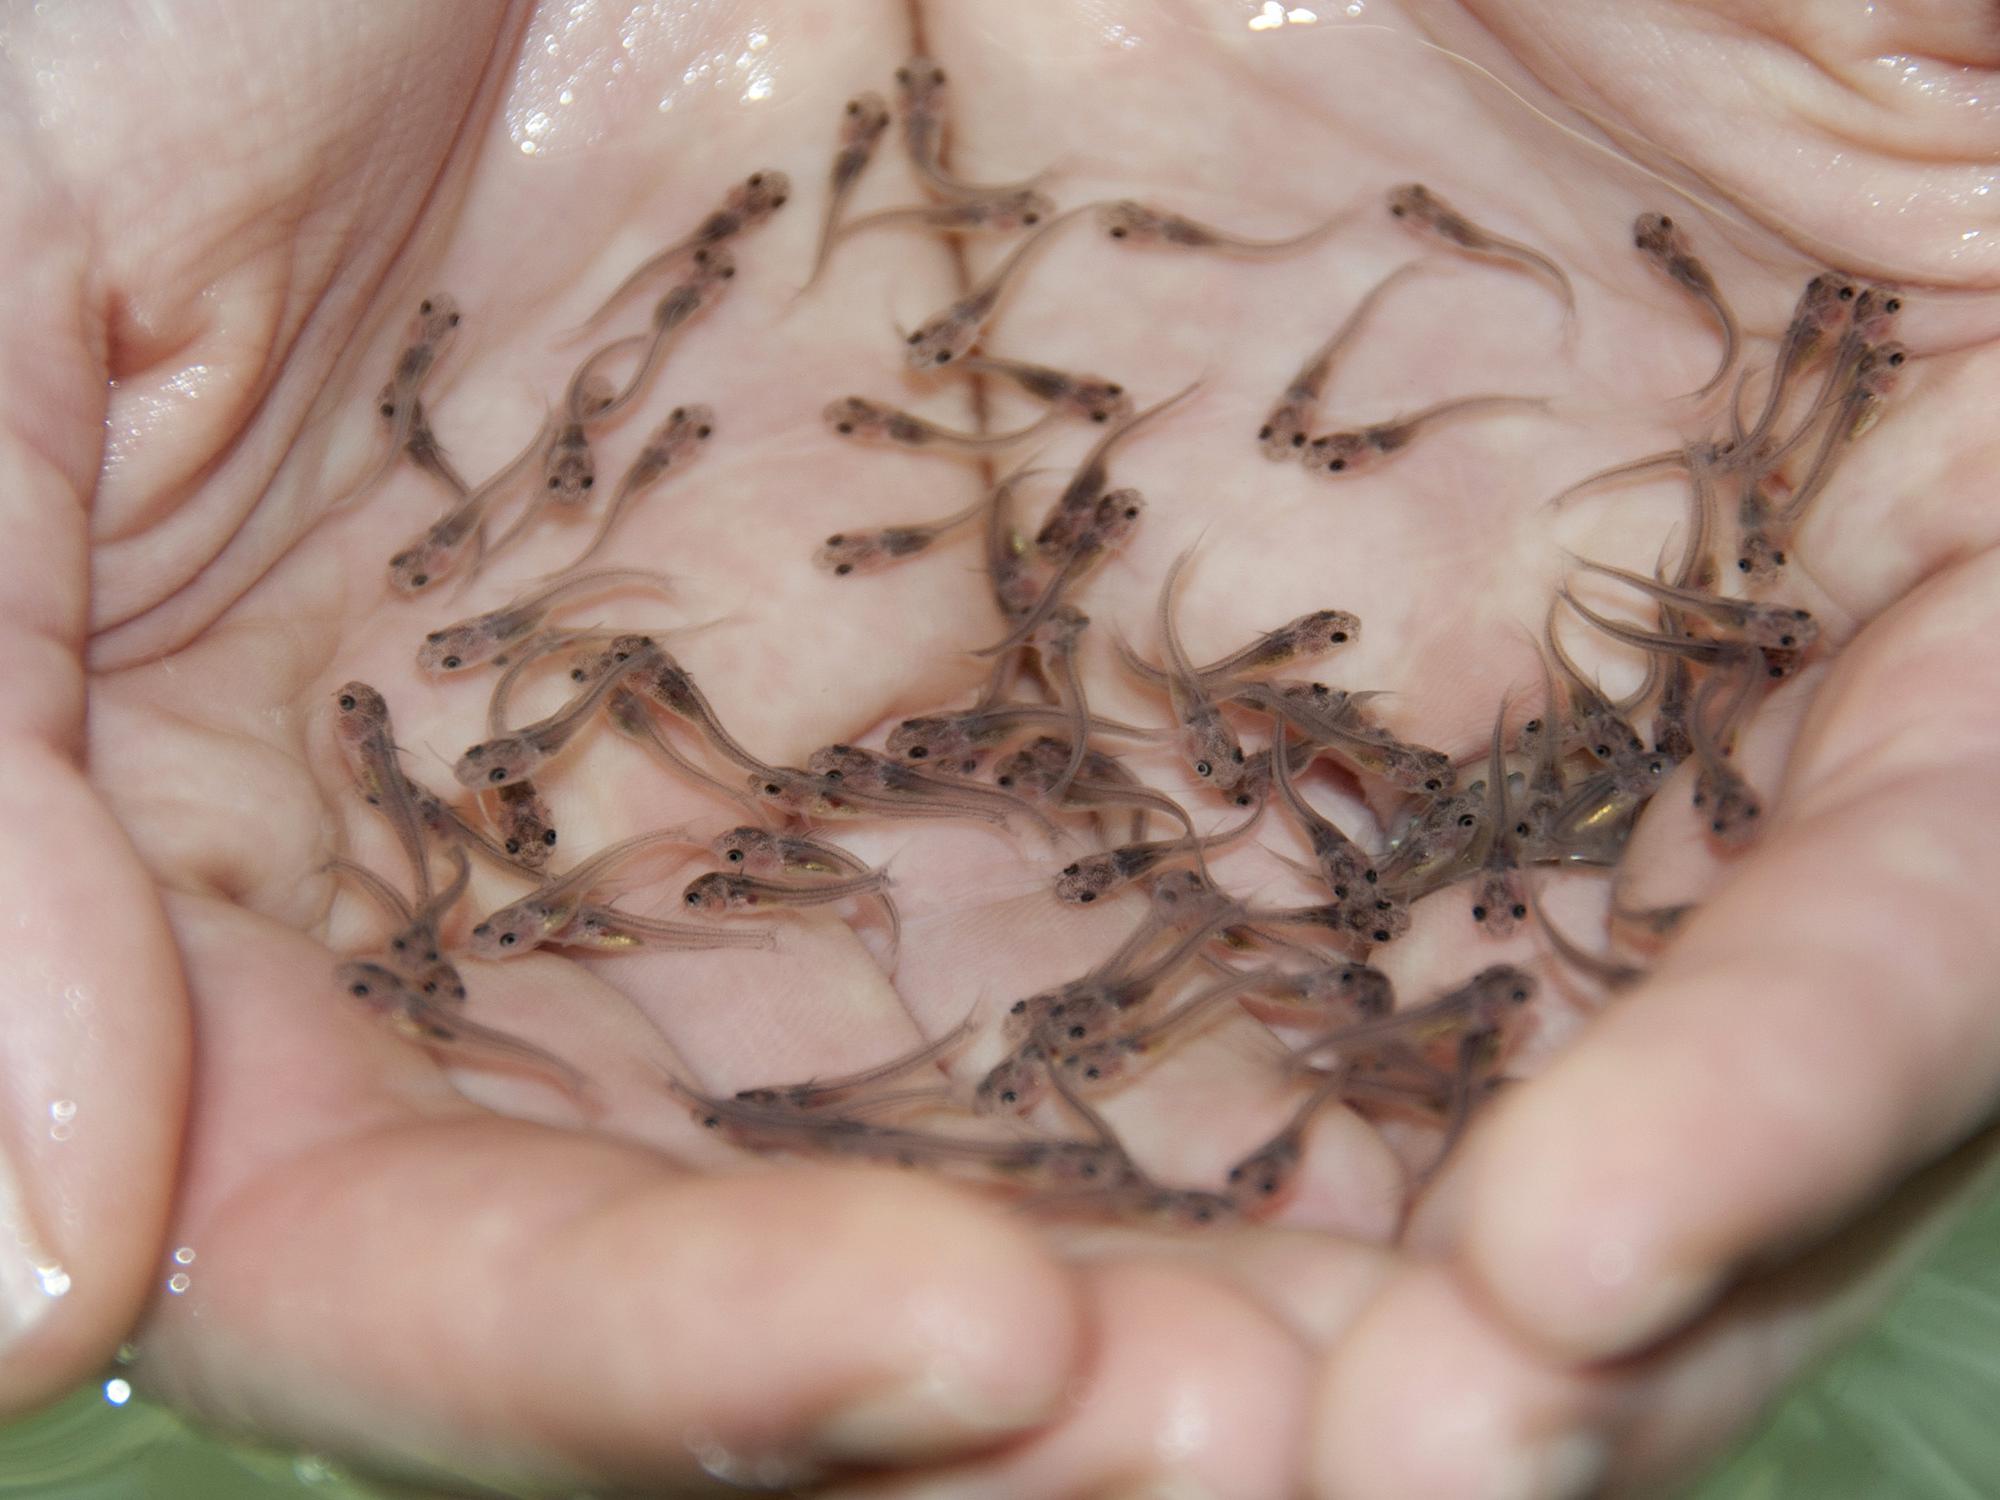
[13,1,1998,1494]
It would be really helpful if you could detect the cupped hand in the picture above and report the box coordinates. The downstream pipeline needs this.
[4,2,2000,1496]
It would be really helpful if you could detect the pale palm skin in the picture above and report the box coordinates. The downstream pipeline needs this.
[5,2,2000,1496]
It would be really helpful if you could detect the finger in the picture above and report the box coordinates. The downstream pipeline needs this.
[828,1259,1314,1500]
[0,172,189,1411]
[1460,547,2000,1359]
[1312,1123,2000,1500]
[142,897,1080,1492]
[1047,1222,1397,1348]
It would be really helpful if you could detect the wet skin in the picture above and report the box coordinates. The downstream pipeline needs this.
[6,3,2000,1498]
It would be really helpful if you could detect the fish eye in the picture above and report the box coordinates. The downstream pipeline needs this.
[1371,928,1390,942]
[504,839,521,854]
[763,783,782,795]
[337,693,357,711]
[1389,203,1406,217]
[1330,630,1347,642]
[498,932,517,947]
[1232,747,1245,763]
[685,891,703,906]
[1514,821,1531,837]
[542,829,558,846]
[1123,505,1139,518]
[1090,410,1107,422]
[906,745,927,759]
[1838,284,1855,300]
[1194,760,1212,777]
[379,402,397,417]
[489,767,509,783]
[906,331,923,345]
[1023,211,1040,225]
[1887,350,1905,366]
[1510,903,1527,919]
[1659,215,1674,229]
[581,475,594,489]
[349,981,372,998]
[547,476,560,489]
[1326,458,1345,472]
[441,655,461,670]
[834,563,854,576]
[1423,777,1443,792]
[1773,550,1787,565]
[697,424,712,437]
[997,774,1013,786]
[1258,424,1273,440]
[446,311,461,327]
[1457,813,1476,827]
[999,1089,1018,1104]
[835,422,854,434]
[934,351,951,364]
[1737,557,1752,572]
[1471,905,1487,920]
[1885,297,1901,313]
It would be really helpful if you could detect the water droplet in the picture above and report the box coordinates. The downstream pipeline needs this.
[166,1272,190,1295]
[520,140,539,155]
[172,1246,195,1266]
[103,1378,132,1406]
[35,1263,70,1298]
[558,88,574,106]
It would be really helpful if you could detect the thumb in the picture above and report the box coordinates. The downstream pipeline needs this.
[0,172,189,1410]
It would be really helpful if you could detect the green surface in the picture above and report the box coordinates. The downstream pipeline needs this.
[7,1172,2000,1500]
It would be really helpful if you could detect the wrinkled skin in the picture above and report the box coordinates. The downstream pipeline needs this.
[6,2,2000,1496]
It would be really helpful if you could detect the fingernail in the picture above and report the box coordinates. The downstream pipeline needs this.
[1495,1431,1610,1500]
[0,1151,67,1356]
[811,1367,1049,1466]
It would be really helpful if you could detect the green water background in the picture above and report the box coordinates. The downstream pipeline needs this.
[6,1154,1998,1499]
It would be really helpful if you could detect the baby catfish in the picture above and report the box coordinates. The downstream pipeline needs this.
[815,489,989,576]
[824,395,1054,452]
[554,404,715,572]
[454,635,660,787]
[903,205,1088,369]
[572,246,737,425]
[366,295,463,494]
[334,960,589,1098]
[1305,394,1548,476]
[573,169,787,333]
[468,826,699,959]
[893,56,1049,201]
[1259,262,1422,459]
[801,92,892,292]
[956,355,1131,424]
[1739,272,1855,450]
[1032,380,1198,561]
[386,415,551,594]
[332,682,435,902]
[417,567,672,675]
[835,189,1055,241]
[1387,183,1574,319]
[1633,212,1738,399]
[1099,199,1347,256]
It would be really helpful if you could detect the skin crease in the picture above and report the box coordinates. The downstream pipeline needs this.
[2,1,1999,1496]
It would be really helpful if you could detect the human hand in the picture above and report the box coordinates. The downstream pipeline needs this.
[4,3,1999,1496]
